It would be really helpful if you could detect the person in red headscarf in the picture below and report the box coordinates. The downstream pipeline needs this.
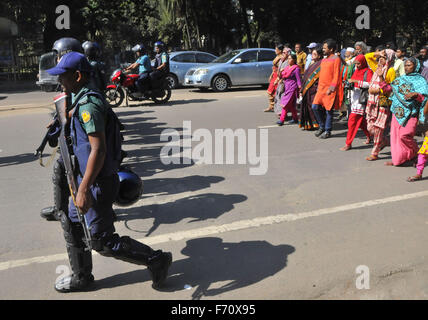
[340,54,373,150]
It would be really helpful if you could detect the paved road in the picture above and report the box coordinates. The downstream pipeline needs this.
[0,87,428,300]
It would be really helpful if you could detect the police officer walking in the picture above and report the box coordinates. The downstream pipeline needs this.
[40,37,83,222]
[46,52,172,292]
[150,41,170,83]
[82,41,107,93]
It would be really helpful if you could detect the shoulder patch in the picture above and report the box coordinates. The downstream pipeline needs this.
[81,111,91,123]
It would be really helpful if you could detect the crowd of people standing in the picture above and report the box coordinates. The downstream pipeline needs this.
[265,39,428,182]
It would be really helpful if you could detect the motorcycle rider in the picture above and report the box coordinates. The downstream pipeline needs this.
[150,41,170,84]
[124,44,152,93]
[82,41,107,93]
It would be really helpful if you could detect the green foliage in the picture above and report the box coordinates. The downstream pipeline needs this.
[1,0,427,58]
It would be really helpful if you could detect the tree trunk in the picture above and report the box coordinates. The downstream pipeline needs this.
[183,1,192,49]
[189,0,202,49]
[239,0,253,48]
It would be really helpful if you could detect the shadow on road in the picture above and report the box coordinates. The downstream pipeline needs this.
[0,152,40,167]
[116,192,247,236]
[141,175,225,197]
[95,237,295,300]
[188,86,266,93]
[126,98,218,108]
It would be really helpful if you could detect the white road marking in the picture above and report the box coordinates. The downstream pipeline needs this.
[258,125,281,128]
[1,190,428,272]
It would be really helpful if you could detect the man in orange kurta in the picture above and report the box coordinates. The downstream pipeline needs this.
[312,39,343,139]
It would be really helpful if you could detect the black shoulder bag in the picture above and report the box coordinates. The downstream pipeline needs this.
[358,70,369,106]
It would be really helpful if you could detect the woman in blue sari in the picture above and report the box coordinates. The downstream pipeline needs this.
[383,57,428,166]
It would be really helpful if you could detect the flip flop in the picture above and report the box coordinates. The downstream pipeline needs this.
[407,175,423,182]
[366,155,378,161]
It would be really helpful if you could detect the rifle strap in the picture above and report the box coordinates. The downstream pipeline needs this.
[39,146,58,167]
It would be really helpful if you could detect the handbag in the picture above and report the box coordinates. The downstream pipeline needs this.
[358,70,369,106]
[379,94,392,109]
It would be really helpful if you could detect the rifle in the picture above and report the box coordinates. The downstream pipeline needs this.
[34,115,59,167]
[54,93,92,251]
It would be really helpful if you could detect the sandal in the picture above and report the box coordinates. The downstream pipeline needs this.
[366,155,378,161]
[364,137,372,145]
[384,161,394,166]
[340,145,352,151]
[407,175,423,182]
[264,108,274,112]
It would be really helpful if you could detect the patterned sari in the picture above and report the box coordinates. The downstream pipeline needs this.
[299,60,321,130]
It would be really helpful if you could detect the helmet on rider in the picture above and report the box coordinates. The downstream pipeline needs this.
[114,166,143,207]
[52,37,82,59]
[132,44,146,55]
[82,41,101,60]
[154,41,165,52]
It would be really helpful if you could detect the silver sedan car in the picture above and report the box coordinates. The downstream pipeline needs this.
[166,51,218,88]
[183,48,276,92]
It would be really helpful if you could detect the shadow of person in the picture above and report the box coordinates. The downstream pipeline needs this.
[163,237,295,300]
[115,110,154,117]
[92,237,294,299]
[189,86,266,93]
[141,175,225,197]
[0,96,7,101]
[128,98,218,108]
[0,152,41,167]
[115,193,247,236]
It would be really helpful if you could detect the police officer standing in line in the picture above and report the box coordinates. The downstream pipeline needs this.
[82,41,107,93]
[46,52,172,292]
[150,41,170,83]
[124,44,152,93]
[40,37,83,222]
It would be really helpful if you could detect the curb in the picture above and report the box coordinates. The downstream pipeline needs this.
[0,103,54,113]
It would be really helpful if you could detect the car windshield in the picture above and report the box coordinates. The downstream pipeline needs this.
[211,50,241,63]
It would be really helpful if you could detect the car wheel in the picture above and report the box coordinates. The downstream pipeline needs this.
[165,74,178,89]
[212,75,229,92]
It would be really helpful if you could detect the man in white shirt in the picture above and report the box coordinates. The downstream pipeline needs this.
[304,42,318,70]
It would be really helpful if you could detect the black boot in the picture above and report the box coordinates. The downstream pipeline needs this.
[40,206,61,221]
[96,235,172,288]
[56,214,94,293]
[41,159,70,221]
[55,245,94,293]
[147,250,173,289]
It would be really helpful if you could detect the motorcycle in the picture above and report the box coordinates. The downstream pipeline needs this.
[105,68,172,107]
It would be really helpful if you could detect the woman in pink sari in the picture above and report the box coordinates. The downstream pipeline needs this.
[277,53,302,125]
[364,49,396,161]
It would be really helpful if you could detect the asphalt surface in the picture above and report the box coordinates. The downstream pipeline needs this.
[0,87,428,300]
